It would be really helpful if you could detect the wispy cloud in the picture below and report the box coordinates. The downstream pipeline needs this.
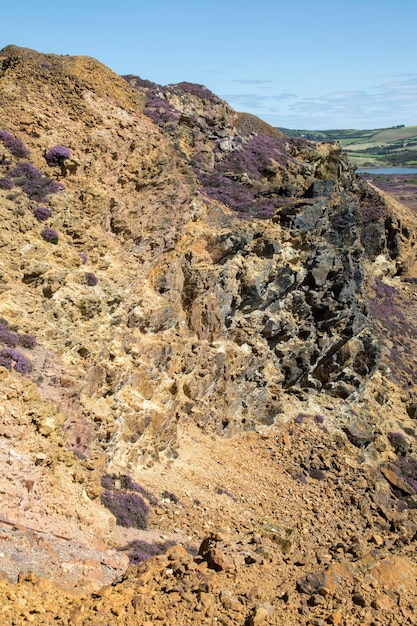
[220,77,417,129]
[220,92,297,110]
[230,79,273,85]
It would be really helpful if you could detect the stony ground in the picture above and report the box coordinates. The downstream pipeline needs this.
[0,417,416,625]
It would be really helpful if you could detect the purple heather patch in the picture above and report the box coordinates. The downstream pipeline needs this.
[196,134,297,218]
[18,334,36,349]
[356,178,385,223]
[41,227,59,243]
[100,473,160,529]
[125,539,175,565]
[360,203,384,223]
[10,162,64,201]
[388,431,409,453]
[101,490,149,529]
[102,474,158,506]
[0,328,19,347]
[143,91,180,130]
[0,177,14,190]
[169,81,221,105]
[45,145,71,166]
[291,470,308,484]
[369,277,415,338]
[162,490,181,504]
[0,347,32,374]
[34,206,52,222]
[0,319,36,351]
[220,134,290,181]
[0,130,30,158]
[85,272,98,286]
[294,413,309,425]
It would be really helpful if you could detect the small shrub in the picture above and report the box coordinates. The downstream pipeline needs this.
[13,354,33,374]
[41,227,59,244]
[101,490,149,529]
[0,328,19,347]
[126,539,175,564]
[291,470,308,483]
[34,206,52,222]
[11,162,64,201]
[309,468,326,481]
[85,272,98,286]
[294,413,309,424]
[0,347,32,373]
[19,334,36,349]
[0,177,14,190]
[102,474,158,505]
[45,145,71,166]
[162,490,181,504]
[388,431,409,454]
[0,130,30,158]
[100,473,159,528]
[78,252,88,265]
[0,318,36,350]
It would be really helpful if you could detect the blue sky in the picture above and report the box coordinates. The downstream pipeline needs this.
[2,0,416,129]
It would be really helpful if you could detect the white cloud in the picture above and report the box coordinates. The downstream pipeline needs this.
[229,79,274,85]
[220,92,297,110]
[220,77,417,129]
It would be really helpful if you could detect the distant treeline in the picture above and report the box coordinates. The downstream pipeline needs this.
[377,150,417,165]
[277,125,417,167]
[277,125,405,142]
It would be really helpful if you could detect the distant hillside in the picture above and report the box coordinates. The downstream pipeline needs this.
[278,125,417,167]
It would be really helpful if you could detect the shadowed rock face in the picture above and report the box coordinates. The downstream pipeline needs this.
[150,189,377,416]
[120,74,383,428]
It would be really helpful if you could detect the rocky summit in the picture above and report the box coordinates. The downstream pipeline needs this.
[0,45,416,625]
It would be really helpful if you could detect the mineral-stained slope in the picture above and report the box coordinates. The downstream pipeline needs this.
[0,45,416,624]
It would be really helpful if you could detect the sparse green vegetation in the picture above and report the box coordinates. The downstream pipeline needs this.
[278,125,417,167]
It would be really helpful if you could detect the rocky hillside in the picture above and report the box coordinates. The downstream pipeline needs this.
[0,45,416,625]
